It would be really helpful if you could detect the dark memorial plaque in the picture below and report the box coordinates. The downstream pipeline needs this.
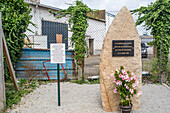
[112,40,134,56]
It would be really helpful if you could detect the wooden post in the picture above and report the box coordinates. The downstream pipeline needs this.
[0,12,6,111]
[0,13,18,91]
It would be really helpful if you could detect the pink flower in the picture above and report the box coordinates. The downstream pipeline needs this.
[125,79,129,82]
[122,76,125,80]
[137,91,142,96]
[129,89,134,94]
[134,78,137,82]
[119,74,122,78]
[131,73,136,78]
[116,80,122,85]
[132,83,136,88]
[124,72,127,75]
[129,77,132,81]
[113,87,117,93]
[110,73,114,78]
[114,78,116,83]
[122,69,125,73]
[126,85,129,89]
[124,74,129,79]
[122,69,127,74]
[124,84,127,86]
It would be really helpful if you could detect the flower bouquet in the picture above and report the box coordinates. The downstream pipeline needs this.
[111,66,142,112]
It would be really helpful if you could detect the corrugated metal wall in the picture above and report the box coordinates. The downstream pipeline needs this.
[15,48,75,80]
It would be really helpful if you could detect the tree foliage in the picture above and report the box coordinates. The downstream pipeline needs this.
[50,0,92,79]
[0,0,33,80]
[133,0,170,76]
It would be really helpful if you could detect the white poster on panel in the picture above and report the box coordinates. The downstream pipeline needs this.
[50,44,65,63]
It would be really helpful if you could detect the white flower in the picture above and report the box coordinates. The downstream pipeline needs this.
[125,79,129,82]
[132,83,136,88]
[122,69,127,74]
[124,74,129,79]
[137,91,142,97]
[116,80,122,85]
[116,69,119,73]
[113,87,118,93]
[129,89,134,94]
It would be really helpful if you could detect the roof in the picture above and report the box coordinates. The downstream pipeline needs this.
[25,1,61,11]
[25,1,105,22]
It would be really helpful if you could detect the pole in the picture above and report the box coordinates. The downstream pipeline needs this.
[0,12,6,111]
[57,63,60,106]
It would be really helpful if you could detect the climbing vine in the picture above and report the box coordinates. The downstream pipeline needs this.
[133,0,170,80]
[50,0,92,80]
[0,0,33,81]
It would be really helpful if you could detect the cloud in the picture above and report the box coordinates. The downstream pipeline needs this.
[40,0,157,11]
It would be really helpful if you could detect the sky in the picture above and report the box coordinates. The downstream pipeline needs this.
[41,0,156,11]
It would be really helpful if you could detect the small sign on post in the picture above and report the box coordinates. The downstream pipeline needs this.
[50,44,65,64]
[50,43,65,106]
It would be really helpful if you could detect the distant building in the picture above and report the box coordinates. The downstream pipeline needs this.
[24,0,106,55]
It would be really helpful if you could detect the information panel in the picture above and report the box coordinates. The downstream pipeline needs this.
[112,40,134,57]
[50,44,65,63]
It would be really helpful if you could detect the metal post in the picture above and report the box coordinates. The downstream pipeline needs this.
[57,63,60,106]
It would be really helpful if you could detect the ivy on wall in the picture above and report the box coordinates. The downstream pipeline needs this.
[50,0,92,80]
[133,0,170,81]
[0,0,33,81]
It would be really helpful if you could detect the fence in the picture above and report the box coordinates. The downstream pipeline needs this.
[21,2,159,80]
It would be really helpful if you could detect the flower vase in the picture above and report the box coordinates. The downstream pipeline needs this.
[119,103,133,113]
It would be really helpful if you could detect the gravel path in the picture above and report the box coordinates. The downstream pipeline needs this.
[9,83,170,113]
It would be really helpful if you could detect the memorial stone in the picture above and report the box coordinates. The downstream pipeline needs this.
[100,6,142,112]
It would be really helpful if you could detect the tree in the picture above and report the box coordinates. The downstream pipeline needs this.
[0,0,33,81]
[50,0,92,81]
[133,0,170,82]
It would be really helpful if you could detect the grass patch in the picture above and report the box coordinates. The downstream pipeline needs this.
[4,79,53,112]
[71,78,100,84]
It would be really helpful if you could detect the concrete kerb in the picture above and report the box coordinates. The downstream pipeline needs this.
[162,83,170,90]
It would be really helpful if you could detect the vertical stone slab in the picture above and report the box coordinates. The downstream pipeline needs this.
[100,6,142,112]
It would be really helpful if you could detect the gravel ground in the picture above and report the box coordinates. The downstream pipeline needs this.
[9,83,170,113]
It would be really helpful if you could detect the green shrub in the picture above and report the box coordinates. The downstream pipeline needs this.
[143,58,159,82]
[0,0,33,81]
[5,79,37,109]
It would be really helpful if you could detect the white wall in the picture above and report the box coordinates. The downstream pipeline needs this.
[26,5,73,50]
[28,35,47,49]
[26,4,106,55]
[86,19,106,55]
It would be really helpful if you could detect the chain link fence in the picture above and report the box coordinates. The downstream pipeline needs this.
[18,2,165,80]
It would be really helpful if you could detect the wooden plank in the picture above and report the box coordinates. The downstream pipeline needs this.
[0,12,6,111]
[0,16,18,91]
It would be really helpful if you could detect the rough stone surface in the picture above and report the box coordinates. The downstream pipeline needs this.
[100,6,142,112]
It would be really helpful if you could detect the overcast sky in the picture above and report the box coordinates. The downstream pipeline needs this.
[41,0,156,11]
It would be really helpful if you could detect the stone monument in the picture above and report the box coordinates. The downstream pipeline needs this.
[100,6,142,112]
